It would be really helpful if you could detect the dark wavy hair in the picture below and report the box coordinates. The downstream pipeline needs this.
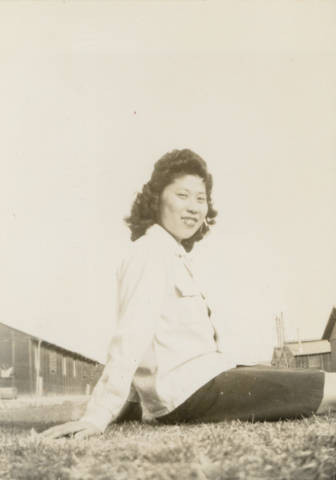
[124,149,217,252]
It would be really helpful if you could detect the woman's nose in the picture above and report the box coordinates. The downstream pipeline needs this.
[186,201,199,214]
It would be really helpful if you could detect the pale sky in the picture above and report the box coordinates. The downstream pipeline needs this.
[0,1,335,364]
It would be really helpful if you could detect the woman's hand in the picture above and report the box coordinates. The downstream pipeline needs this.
[39,420,102,440]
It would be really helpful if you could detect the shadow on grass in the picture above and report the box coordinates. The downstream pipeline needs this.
[0,400,88,434]
[0,421,63,434]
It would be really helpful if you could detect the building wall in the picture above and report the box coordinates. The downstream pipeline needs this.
[33,340,103,396]
[329,321,336,371]
[0,323,103,396]
[0,323,13,368]
[272,345,333,372]
[0,323,15,389]
[294,352,332,371]
[14,333,32,393]
[0,323,32,394]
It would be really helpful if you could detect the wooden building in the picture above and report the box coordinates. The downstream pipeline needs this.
[0,321,104,397]
[272,307,336,372]
[272,340,332,371]
[322,307,336,370]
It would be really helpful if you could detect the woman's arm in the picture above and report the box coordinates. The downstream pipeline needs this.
[41,247,166,438]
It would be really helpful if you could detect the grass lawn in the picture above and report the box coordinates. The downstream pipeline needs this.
[1,399,336,479]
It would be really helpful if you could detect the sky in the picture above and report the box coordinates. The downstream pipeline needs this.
[0,1,335,364]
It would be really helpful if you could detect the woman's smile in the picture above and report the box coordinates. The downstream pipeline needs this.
[181,216,198,227]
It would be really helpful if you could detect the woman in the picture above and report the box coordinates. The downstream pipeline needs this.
[42,149,336,439]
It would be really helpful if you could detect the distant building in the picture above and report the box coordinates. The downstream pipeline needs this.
[0,321,104,397]
[322,306,336,370]
[272,307,336,372]
[272,340,331,370]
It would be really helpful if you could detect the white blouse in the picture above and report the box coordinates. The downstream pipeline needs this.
[81,224,234,432]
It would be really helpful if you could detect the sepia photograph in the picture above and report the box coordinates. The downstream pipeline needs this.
[0,1,336,478]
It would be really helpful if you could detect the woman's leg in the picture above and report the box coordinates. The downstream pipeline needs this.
[157,367,327,424]
[316,372,336,415]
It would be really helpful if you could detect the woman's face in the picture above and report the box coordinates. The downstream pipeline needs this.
[159,175,208,242]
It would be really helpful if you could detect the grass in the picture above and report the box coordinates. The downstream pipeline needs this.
[1,399,336,479]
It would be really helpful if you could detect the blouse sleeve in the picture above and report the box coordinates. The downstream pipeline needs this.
[81,247,167,432]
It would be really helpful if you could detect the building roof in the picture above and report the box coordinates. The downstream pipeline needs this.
[322,307,336,340]
[0,321,103,365]
[285,339,331,356]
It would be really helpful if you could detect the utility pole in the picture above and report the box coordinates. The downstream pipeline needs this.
[275,313,288,367]
[297,328,303,354]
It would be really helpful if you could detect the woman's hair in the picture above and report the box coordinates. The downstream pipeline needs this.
[124,149,217,251]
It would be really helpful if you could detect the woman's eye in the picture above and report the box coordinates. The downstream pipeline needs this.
[198,197,206,203]
[177,193,188,198]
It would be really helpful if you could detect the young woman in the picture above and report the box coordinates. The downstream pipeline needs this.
[42,149,336,439]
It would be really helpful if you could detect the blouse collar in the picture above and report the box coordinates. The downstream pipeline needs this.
[145,223,187,258]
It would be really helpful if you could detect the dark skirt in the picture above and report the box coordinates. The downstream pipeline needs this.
[156,366,325,424]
